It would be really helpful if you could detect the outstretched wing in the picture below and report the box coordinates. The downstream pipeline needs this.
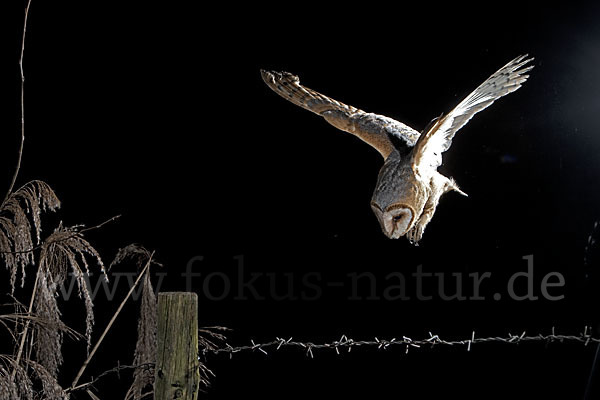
[261,70,420,159]
[412,55,534,173]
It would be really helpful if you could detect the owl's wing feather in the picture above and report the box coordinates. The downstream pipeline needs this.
[261,70,420,159]
[412,55,534,172]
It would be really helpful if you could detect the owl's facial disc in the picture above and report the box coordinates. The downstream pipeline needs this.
[371,203,415,239]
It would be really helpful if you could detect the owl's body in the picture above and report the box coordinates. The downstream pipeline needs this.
[371,151,455,242]
[261,56,533,243]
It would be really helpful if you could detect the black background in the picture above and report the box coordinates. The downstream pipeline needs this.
[2,1,600,399]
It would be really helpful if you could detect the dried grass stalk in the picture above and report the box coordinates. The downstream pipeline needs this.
[70,248,155,392]
[198,326,229,390]
[32,270,64,379]
[36,223,105,367]
[0,354,34,400]
[124,269,156,400]
[115,245,158,400]
[109,244,162,272]
[0,312,80,342]
[25,359,67,400]
[0,353,66,400]
[0,180,60,293]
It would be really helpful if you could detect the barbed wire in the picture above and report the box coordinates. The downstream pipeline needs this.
[206,326,600,359]
[65,362,153,393]
[62,326,600,393]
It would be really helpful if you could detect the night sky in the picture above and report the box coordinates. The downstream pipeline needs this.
[2,1,600,399]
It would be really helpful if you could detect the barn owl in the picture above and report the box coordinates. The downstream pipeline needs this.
[261,55,533,244]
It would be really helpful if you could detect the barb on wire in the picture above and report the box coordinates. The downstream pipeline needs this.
[205,326,600,359]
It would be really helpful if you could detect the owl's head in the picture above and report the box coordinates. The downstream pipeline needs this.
[370,154,426,239]
[370,202,416,239]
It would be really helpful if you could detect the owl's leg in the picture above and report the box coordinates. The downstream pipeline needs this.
[406,200,437,245]
[407,173,464,244]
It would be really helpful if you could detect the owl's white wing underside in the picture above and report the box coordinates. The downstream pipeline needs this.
[412,55,534,173]
[261,70,420,158]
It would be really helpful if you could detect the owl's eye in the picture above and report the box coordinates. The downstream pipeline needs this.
[393,215,404,222]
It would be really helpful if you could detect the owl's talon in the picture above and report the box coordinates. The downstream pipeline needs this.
[407,224,424,245]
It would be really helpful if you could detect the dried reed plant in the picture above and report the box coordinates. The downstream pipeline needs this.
[3,220,109,399]
[198,326,229,391]
[1,1,137,398]
[115,245,161,400]
[0,180,60,293]
[2,2,225,397]
[0,327,72,400]
[68,247,156,394]
[37,223,106,356]
[0,301,75,400]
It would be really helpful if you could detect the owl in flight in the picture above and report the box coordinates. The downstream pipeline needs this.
[261,55,533,244]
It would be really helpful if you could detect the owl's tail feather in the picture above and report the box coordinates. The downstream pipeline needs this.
[446,178,468,197]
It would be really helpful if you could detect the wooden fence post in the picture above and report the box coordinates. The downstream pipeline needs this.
[155,292,199,400]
